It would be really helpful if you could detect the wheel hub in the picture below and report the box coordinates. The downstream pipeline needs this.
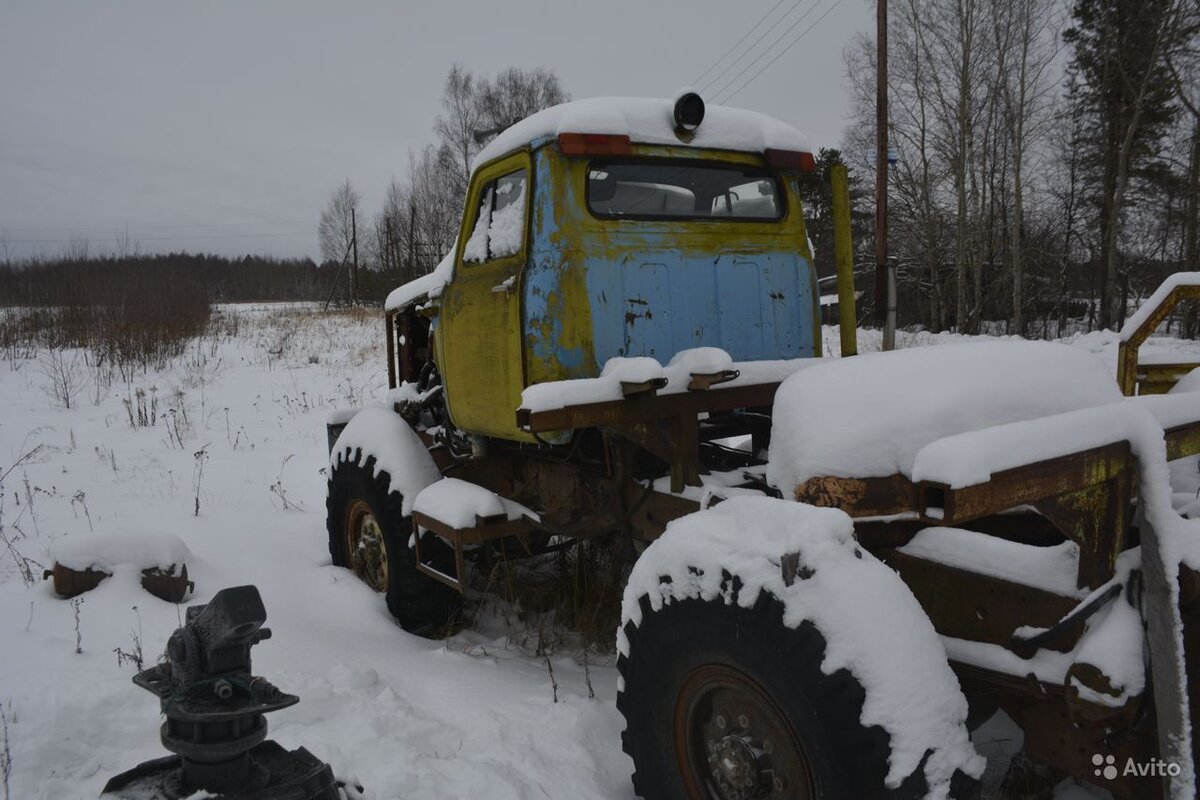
[675,664,814,800]
[345,500,388,592]
[708,734,771,799]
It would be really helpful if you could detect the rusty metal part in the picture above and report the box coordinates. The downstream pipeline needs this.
[1063,662,1143,726]
[517,381,777,494]
[620,378,669,398]
[687,370,740,391]
[140,564,195,603]
[411,510,537,593]
[1165,420,1200,461]
[881,550,1081,652]
[674,664,816,800]
[44,563,110,597]
[917,441,1133,589]
[1117,281,1200,396]
[45,562,194,603]
[794,474,915,517]
[343,499,388,592]
[1182,566,1200,792]
[1134,361,1200,395]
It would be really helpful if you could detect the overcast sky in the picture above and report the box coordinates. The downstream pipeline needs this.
[0,1,872,262]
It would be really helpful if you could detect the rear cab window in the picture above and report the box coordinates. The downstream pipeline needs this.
[586,160,783,221]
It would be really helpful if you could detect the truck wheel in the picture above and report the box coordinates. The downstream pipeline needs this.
[326,448,458,635]
[617,591,979,800]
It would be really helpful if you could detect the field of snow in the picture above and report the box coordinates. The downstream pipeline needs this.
[2,305,1197,799]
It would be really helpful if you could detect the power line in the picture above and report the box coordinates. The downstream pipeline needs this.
[708,0,829,103]
[692,0,795,90]
[715,0,847,104]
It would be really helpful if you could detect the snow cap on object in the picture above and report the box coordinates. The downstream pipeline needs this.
[51,531,191,573]
[767,340,1123,491]
[620,496,985,794]
[1119,271,1200,342]
[330,407,441,515]
[384,244,456,312]
[472,96,810,173]
[1170,367,1200,394]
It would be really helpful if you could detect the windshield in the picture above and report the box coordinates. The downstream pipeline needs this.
[587,160,783,221]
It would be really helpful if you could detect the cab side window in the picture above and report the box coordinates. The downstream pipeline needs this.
[462,168,528,264]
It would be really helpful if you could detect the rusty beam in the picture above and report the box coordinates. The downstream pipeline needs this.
[795,474,915,517]
[1117,282,1200,396]
[1166,420,1200,461]
[881,550,1080,651]
[516,382,779,433]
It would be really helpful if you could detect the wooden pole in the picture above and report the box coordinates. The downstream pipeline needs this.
[350,206,359,305]
[831,164,858,356]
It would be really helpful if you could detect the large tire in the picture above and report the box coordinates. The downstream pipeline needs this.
[617,591,980,800]
[326,447,458,636]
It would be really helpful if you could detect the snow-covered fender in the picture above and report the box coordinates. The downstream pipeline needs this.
[617,496,985,799]
[329,406,440,517]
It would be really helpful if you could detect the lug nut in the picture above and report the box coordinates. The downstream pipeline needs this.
[737,714,749,728]
[715,714,727,729]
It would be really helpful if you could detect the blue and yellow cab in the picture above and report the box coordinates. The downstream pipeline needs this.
[389,93,821,443]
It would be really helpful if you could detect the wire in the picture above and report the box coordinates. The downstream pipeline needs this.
[708,0,830,103]
[715,0,847,104]
[692,0,795,90]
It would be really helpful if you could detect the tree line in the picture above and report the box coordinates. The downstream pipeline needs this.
[842,0,1200,335]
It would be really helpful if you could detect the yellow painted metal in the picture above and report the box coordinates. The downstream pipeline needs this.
[1116,281,1200,395]
[524,143,821,384]
[436,150,536,441]
[831,164,858,357]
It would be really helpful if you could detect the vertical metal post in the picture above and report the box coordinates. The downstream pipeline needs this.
[876,0,893,351]
[831,164,858,356]
[885,257,897,350]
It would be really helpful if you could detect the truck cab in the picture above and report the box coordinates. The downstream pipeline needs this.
[386,95,821,442]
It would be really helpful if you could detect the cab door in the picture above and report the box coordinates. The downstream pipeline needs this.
[437,151,533,441]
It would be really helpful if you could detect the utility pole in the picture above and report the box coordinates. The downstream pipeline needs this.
[876,0,895,351]
[350,206,359,305]
[408,203,416,280]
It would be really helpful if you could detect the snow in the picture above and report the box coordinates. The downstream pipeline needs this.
[898,527,1082,597]
[413,477,539,530]
[519,348,816,413]
[472,96,810,173]
[1119,271,1200,342]
[1170,367,1200,394]
[330,406,441,515]
[0,306,631,800]
[768,341,1123,492]
[620,496,985,797]
[910,402,1165,490]
[487,175,526,259]
[462,190,492,264]
[383,246,455,312]
[50,531,191,574]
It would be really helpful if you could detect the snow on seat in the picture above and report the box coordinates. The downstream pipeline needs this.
[767,340,1124,495]
[412,477,538,531]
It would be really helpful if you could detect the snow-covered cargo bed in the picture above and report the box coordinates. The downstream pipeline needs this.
[767,341,1124,495]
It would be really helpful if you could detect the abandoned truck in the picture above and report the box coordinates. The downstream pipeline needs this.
[325,93,1200,799]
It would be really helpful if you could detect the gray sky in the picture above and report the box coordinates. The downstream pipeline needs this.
[0,0,871,262]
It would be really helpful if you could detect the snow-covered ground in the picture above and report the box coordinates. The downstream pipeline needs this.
[2,307,1197,799]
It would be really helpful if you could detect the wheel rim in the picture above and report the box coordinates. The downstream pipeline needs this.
[344,499,388,592]
[674,663,817,800]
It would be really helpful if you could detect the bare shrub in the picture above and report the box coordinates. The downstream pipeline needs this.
[37,350,85,409]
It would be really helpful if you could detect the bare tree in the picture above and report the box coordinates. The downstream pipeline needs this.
[318,179,360,265]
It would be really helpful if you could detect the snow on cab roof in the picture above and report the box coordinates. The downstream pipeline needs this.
[472,95,811,173]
